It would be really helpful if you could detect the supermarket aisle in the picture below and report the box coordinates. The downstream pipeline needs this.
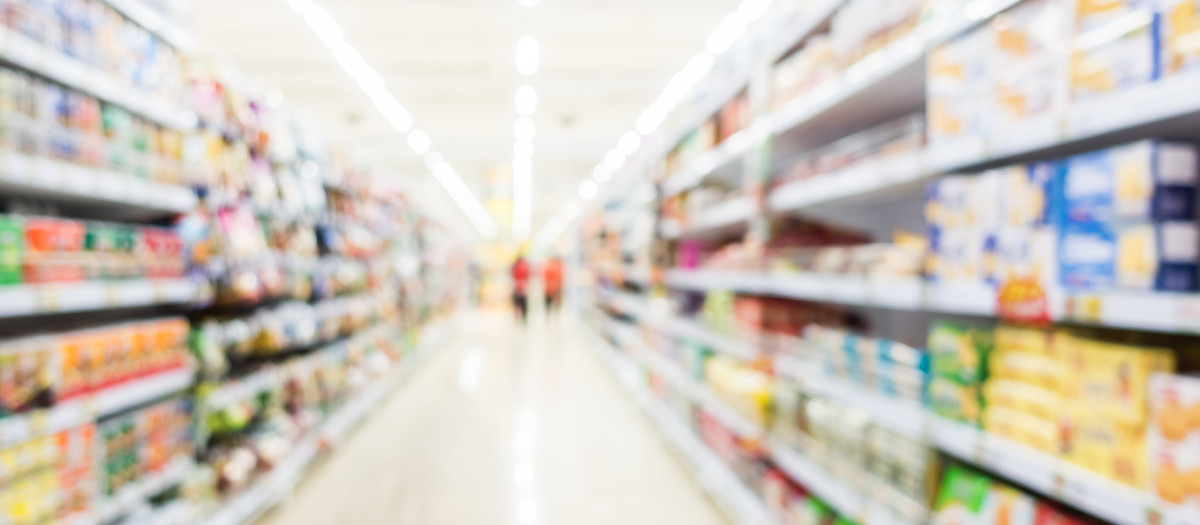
[257,310,728,525]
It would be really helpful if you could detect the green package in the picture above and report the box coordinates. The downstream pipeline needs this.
[933,464,991,518]
[0,215,23,285]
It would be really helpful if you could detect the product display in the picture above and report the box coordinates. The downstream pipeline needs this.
[582,0,1200,523]
[0,1,463,523]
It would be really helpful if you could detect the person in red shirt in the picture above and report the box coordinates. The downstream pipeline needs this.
[512,255,530,322]
[543,257,564,316]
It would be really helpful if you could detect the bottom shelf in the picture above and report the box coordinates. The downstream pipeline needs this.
[584,322,776,525]
[197,315,459,525]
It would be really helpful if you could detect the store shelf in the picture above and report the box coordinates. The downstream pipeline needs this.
[0,367,195,449]
[102,0,195,50]
[585,326,776,525]
[662,127,759,197]
[926,417,1197,525]
[767,151,926,213]
[0,26,196,129]
[660,197,756,239]
[199,315,456,525]
[639,348,764,439]
[647,315,762,361]
[97,456,195,523]
[775,352,1195,525]
[0,153,198,216]
[666,269,1200,335]
[0,278,201,319]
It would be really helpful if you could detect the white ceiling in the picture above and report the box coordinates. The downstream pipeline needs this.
[189,0,739,237]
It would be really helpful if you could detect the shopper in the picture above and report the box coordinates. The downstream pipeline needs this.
[512,254,530,322]
[543,256,564,316]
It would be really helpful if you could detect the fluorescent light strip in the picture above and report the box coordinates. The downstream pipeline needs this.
[286,0,496,238]
[517,36,539,76]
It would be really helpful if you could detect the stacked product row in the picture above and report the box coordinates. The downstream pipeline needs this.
[0,2,465,524]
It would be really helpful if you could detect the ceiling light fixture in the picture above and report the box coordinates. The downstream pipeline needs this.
[513,140,534,159]
[578,180,598,201]
[592,166,612,183]
[514,118,536,141]
[516,36,540,76]
[515,85,538,116]
[285,0,496,238]
[603,149,626,170]
[617,131,642,155]
[518,0,540,6]
[406,129,431,154]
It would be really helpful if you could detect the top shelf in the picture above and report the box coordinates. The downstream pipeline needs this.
[0,26,196,130]
[102,0,196,51]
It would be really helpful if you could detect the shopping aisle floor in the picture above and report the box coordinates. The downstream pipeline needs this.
[257,310,729,525]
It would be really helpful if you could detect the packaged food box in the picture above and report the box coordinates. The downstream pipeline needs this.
[928,25,994,143]
[0,336,58,416]
[1115,221,1199,291]
[929,321,993,386]
[989,0,1072,130]
[0,215,23,285]
[1162,0,1200,76]
[1059,221,1117,290]
[1057,141,1197,224]
[1071,0,1160,99]
[1149,373,1200,508]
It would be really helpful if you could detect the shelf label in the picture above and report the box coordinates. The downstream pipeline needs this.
[36,289,61,313]
[996,277,1050,324]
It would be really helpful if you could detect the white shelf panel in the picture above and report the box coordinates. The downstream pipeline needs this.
[0,278,200,319]
[0,367,194,449]
[0,26,196,130]
[661,198,755,239]
[102,0,195,50]
[662,127,759,197]
[0,152,197,215]
[666,270,1200,334]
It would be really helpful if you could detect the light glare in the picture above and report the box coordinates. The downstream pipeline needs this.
[516,85,538,116]
[516,36,540,75]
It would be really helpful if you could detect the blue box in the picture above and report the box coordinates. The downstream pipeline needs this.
[1057,141,1197,225]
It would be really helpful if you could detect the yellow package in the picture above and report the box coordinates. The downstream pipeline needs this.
[1066,413,1148,488]
[1162,0,1200,75]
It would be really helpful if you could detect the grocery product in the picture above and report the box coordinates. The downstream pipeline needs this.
[932,463,1037,524]
[1057,141,1197,224]
[0,317,189,414]
[1149,373,1200,508]
[1161,0,1200,76]
[1071,0,1160,100]
[927,321,992,425]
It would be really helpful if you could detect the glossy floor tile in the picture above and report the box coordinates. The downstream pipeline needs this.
[256,310,729,525]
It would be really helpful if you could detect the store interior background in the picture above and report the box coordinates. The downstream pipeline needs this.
[6,0,1200,524]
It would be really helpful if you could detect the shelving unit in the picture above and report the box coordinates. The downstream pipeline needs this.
[198,317,456,525]
[0,367,194,449]
[665,269,1200,335]
[0,278,201,319]
[102,0,196,50]
[585,322,776,525]
[580,0,1200,522]
[0,153,198,216]
[0,26,196,130]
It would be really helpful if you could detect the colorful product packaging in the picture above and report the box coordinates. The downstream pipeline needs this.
[1057,141,1197,225]
[1161,0,1200,76]
[1071,0,1161,100]
[1149,373,1200,509]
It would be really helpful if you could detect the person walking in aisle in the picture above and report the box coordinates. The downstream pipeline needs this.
[543,256,564,317]
[512,254,531,323]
